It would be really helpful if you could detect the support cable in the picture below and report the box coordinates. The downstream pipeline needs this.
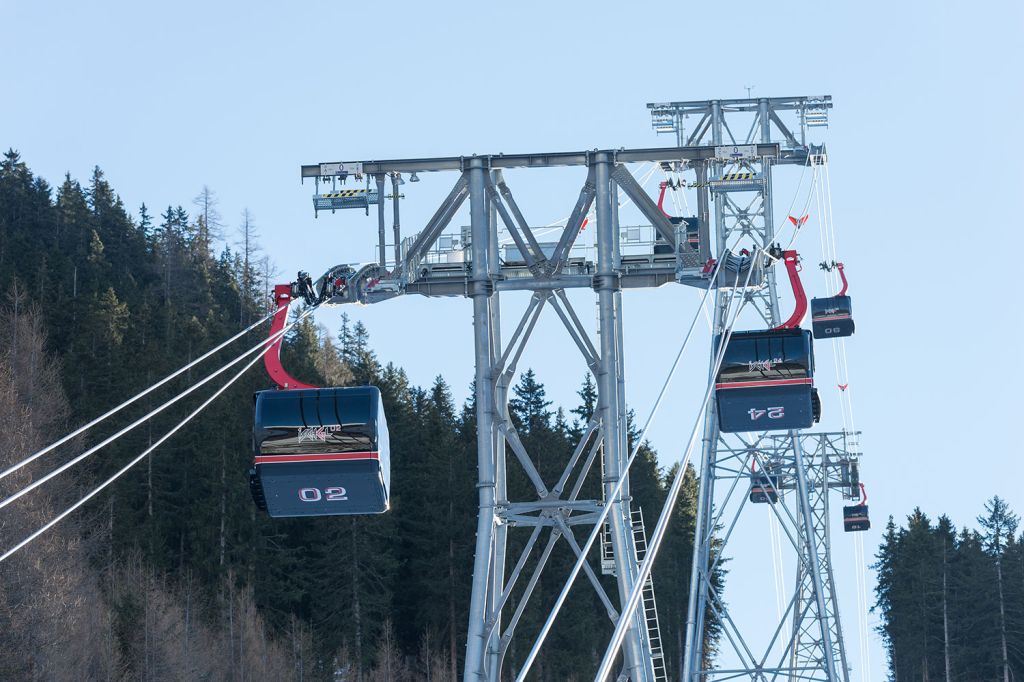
[820,156,872,681]
[779,162,820,252]
[769,505,787,622]
[0,310,276,482]
[593,259,763,681]
[808,150,870,680]
[0,309,297,564]
[516,248,759,682]
[0,306,316,511]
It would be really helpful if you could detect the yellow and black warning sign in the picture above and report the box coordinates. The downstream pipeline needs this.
[719,173,757,182]
[318,189,369,199]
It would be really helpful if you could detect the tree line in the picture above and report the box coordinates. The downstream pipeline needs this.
[0,150,721,681]
[873,499,1023,680]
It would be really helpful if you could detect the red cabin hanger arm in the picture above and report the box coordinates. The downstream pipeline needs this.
[836,262,849,297]
[773,249,808,330]
[264,283,317,390]
[657,181,672,218]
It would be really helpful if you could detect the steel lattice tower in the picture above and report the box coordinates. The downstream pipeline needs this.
[647,96,861,681]
[303,142,790,681]
[303,96,861,680]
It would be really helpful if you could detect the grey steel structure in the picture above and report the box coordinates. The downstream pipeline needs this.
[648,97,862,681]
[302,142,781,681]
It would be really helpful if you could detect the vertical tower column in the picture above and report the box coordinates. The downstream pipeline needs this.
[464,157,497,681]
[376,174,387,268]
[594,152,652,682]
[792,435,838,680]
[391,173,402,267]
[682,144,730,682]
[486,172,507,682]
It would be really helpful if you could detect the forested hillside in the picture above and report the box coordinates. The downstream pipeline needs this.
[873,499,1024,680]
[0,150,719,681]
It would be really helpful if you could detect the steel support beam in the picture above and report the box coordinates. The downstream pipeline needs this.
[376,174,387,268]
[302,144,780,177]
[403,173,469,275]
[791,434,838,680]
[391,173,402,267]
[464,157,497,681]
[611,164,677,249]
[594,152,653,682]
[486,179,506,682]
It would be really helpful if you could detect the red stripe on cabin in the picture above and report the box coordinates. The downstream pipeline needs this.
[255,451,379,464]
[715,378,813,390]
[814,313,851,321]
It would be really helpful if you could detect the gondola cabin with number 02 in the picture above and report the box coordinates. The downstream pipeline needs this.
[714,328,820,433]
[250,386,390,517]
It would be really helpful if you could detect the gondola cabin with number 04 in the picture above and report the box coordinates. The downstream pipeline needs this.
[250,386,390,517]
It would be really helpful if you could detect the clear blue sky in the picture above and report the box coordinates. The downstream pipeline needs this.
[4,1,1022,678]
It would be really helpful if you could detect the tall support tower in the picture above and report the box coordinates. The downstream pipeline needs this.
[303,143,780,680]
[647,96,855,681]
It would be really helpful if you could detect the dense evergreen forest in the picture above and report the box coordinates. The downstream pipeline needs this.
[873,499,1024,681]
[0,150,720,681]
[6,150,1018,682]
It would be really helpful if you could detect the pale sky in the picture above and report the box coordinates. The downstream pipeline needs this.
[4,1,1023,679]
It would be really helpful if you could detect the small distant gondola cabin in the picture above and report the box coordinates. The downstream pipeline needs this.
[843,504,870,532]
[749,473,781,504]
[811,295,855,339]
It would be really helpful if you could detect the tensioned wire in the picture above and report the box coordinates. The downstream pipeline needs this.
[0,304,318,563]
[0,305,315,512]
[586,156,821,680]
[813,154,872,681]
[683,157,820,635]
[591,252,766,681]
[0,309,277,482]
[517,242,764,681]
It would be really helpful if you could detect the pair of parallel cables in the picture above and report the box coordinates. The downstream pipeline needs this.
[0,305,319,563]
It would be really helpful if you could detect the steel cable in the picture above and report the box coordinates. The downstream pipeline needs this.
[592,252,764,681]
[0,312,297,563]
[0,306,315,511]
[517,247,761,681]
[0,310,276,482]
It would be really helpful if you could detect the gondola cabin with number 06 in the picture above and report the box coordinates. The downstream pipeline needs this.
[811,261,855,339]
[250,386,390,517]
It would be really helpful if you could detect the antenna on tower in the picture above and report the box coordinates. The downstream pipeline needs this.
[744,84,755,98]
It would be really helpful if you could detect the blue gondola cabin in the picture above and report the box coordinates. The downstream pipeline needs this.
[811,295,854,339]
[250,386,390,517]
[843,504,870,532]
[749,473,780,504]
[715,328,820,433]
